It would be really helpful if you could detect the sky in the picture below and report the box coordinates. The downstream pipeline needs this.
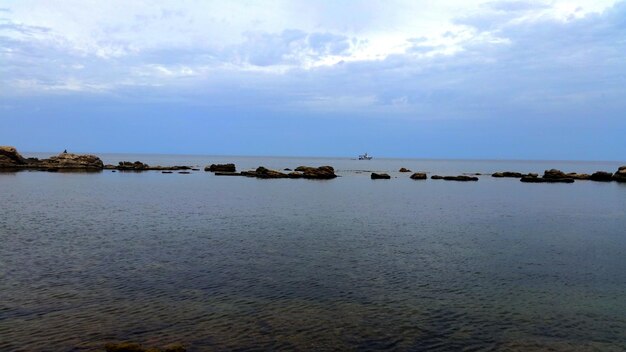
[1,0,625,160]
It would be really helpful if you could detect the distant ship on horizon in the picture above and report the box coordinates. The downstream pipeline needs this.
[358,152,373,160]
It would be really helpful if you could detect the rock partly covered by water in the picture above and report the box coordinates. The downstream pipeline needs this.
[614,166,626,182]
[520,176,574,183]
[590,171,614,182]
[105,161,192,171]
[371,172,391,179]
[492,172,525,178]
[431,175,479,181]
[410,172,427,180]
[104,342,186,352]
[294,165,337,179]
[248,166,289,179]
[399,167,411,173]
[0,146,27,167]
[205,163,236,172]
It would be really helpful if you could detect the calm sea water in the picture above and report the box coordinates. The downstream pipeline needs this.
[1,154,626,351]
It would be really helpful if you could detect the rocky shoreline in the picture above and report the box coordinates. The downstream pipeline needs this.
[2,146,625,183]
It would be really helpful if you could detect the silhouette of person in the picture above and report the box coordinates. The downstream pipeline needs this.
[63,149,67,153]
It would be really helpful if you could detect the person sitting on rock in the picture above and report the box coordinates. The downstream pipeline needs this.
[63,149,67,154]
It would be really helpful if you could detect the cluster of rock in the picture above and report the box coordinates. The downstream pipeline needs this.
[399,167,411,172]
[104,161,193,171]
[491,168,626,184]
[410,173,427,180]
[105,341,185,352]
[0,146,103,171]
[209,165,338,180]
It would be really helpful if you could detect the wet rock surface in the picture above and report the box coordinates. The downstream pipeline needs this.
[371,172,391,179]
[205,163,236,172]
[410,172,427,180]
[431,175,479,181]
[399,167,411,172]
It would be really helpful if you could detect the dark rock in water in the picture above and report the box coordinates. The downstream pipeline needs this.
[614,166,626,182]
[104,164,116,169]
[520,176,574,183]
[105,341,186,352]
[399,167,411,173]
[112,170,117,173]
[205,163,236,172]
[371,172,391,179]
[0,146,27,168]
[590,171,613,181]
[492,172,524,178]
[566,172,590,180]
[288,172,304,178]
[299,165,337,179]
[214,172,243,176]
[410,172,427,180]
[284,168,292,171]
[543,169,568,179]
[191,168,200,171]
[117,161,149,170]
[432,175,478,181]
[162,171,173,174]
[178,171,191,174]
[37,152,104,170]
[254,167,289,179]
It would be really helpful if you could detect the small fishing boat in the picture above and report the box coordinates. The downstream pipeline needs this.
[358,152,373,160]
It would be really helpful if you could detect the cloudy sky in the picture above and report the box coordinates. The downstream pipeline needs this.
[1,0,625,159]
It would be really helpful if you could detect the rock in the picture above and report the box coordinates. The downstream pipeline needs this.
[613,166,626,182]
[492,172,524,178]
[431,175,478,181]
[566,172,590,180]
[299,165,337,179]
[399,168,411,172]
[0,146,27,167]
[117,161,150,170]
[284,168,292,171]
[205,163,236,172]
[410,172,427,180]
[288,172,304,178]
[543,169,568,179]
[178,171,190,174]
[214,172,243,176]
[38,152,104,170]
[520,176,574,183]
[371,173,391,179]
[254,167,289,179]
[162,171,173,174]
[589,171,613,181]
[104,164,117,169]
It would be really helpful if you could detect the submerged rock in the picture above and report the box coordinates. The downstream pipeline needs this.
[214,172,243,176]
[431,175,478,181]
[399,167,411,173]
[410,172,427,180]
[371,172,391,179]
[565,172,590,180]
[205,163,236,172]
[543,169,568,179]
[492,172,524,178]
[520,176,574,183]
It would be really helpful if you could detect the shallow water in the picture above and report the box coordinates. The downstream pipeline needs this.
[1,155,626,351]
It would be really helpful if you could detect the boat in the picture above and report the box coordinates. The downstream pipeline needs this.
[358,152,373,160]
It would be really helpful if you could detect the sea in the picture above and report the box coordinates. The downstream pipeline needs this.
[1,154,625,351]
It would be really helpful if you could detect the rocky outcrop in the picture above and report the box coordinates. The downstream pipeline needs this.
[431,175,478,181]
[0,146,27,168]
[520,176,574,183]
[614,166,626,182]
[107,161,192,171]
[37,152,104,170]
[371,172,391,179]
[105,341,186,352]
[590,171,613,182]
[249,167,289,179]
[294,165,337,179]
[410,172,427,180]
[205,163,236,172]
[399,168,411,173]
[565,172,590,180]
[492,172,524,178]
